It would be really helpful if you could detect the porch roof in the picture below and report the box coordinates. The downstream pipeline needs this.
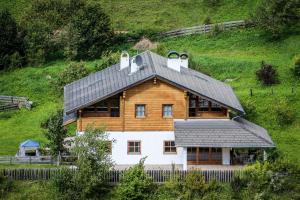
[174,117,275,148]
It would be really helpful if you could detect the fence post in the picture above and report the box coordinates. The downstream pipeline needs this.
[250,88,253,96]
[29,156,31,165]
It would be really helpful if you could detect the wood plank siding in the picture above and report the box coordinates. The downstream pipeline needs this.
[77,78,229,131]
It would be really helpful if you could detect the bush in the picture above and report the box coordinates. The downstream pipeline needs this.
[95,51,120,71]
[203,0,222,7]
[183,171,206,199]
[241,99,256,119]
[54,62,89,94]
[0,9,25,70]
[154,43,168,57]
[116,158,155,200]
[210,24,222,37]
[292,56,300,77]
[252,0,300,39]
[0,174,13,198]
[256,61,279,85]
[203,16,213,24]
[274,99,295,126]
[65,1,113,60]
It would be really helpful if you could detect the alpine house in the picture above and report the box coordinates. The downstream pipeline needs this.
[63,50,275,170]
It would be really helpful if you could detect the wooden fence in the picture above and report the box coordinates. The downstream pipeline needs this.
[0,168,243,183]
[0,156,76,165]
[160,20,246,38]
[0,95,32,111]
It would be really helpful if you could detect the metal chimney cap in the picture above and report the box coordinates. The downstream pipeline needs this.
[167,51,180,59]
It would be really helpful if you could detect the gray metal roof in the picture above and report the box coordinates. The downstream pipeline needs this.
[64,51,244,123]
[174,118,275,148]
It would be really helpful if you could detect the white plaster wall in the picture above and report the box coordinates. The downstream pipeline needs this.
[107,131,183,165]
[222,148,231,165]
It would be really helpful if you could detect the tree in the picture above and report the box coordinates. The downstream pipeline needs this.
[41,110,67,156]
[0,9,25,70]
[65,1,113,60]
[54,61,89,94]
[52,126,113,200]
[252,0,300,39]
[116,158,155,200]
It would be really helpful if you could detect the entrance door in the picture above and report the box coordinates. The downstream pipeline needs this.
[187,147,222,165]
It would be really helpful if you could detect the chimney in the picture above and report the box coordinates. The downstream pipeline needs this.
[180,53,189,68]
[167,51,181,72]
[130,55,143,74]
[120,51,129,70]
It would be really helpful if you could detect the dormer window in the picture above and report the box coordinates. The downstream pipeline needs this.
[199,99,209,111]
[211,102,222,112]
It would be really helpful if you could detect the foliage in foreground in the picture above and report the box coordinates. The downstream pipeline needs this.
[231,159,300,199]
[0,174,13,198]
[116,158,155,200]
[41,109,67,156]
[51,127,113,200]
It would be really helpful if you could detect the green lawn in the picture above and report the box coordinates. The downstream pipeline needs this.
[0,0,259,31]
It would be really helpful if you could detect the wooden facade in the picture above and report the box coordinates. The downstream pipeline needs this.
[77,78,229,132]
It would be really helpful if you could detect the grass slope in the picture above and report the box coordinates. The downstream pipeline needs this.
[0,0,259,31]
[0,28,300,165]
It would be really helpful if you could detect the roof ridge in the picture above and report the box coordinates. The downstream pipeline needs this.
[233,118,274,146]
[146,51,157,75]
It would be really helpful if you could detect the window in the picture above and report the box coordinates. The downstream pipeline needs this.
[135,104,145,118]
[128,141,141,154]
[105,141,112,154]
[211,102,222,112]
[199,99,209,111]
[110,98,120,117]
[164,141,176,154]
[95,101,108,112]
[163,104,173,117]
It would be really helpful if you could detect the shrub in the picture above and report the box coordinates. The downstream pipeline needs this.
[95,51,120,71]
[41,109,67,156]
[54,62,89,94]
[274,99,295,126]
[210,24,222,37]
[183,171,206,198]
[161,173,184,199]
[0,9,25,70]
[203,0,222,7]
[116,158,155,200]
[256,61,279,85]
[252,0,300,39]
[292,56,300,78]
[155,43,168,57]
[241,99,256,119]
[0,174,13,198]
[65,1,113,60]
[203,16,213,24]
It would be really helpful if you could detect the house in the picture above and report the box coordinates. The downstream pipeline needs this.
[17,139,40,157]
[63,50,275,170]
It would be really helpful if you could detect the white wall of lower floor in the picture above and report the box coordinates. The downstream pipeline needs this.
[78,131,233,169]
[107,131,183,166]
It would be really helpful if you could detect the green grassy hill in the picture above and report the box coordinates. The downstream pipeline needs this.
[1,28,300,164]
[0,0,259,31]
[0,0,300,165]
